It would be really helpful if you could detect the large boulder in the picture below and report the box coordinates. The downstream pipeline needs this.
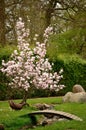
[63,92,86,103]
[63,92,73,103]
[72,84,85,93]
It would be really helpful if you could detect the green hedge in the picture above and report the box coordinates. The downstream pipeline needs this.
[0,45,16,100]
[0,45,16,65]
[50,54,86,95]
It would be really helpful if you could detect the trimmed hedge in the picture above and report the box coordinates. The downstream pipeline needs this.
[50,54,86,95]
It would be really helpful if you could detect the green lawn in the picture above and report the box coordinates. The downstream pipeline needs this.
[0,97,86,130]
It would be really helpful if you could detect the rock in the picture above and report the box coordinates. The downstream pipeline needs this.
[41,116,59,126]
[41,115,66,126]
[63,92,86,103]
[34,103,53,110]
[72,84,85,93]
[63,92,73,103]
[58,118,68,121]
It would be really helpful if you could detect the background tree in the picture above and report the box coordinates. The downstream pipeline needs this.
[0,0,86,46]
[0,0,5,46]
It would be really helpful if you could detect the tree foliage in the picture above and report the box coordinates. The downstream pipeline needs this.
[0,0,86,45]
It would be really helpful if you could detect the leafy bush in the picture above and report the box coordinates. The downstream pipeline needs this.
[0,45,16,65]
[49,54,86,95]
[49,29,86,58]
[47,31,86,95]
[0,45,16,100]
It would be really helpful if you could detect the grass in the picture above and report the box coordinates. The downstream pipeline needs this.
[0,97,86,130]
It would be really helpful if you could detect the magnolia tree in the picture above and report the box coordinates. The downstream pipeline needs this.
[1,18,65,102]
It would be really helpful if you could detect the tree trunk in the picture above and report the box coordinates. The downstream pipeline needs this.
[0,0,6,46]
[45,0,57,29]
[21,90,29,106]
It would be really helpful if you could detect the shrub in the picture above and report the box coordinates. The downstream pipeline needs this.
[0,45,16,100]
[0,45,16,65]
[49,54,86,95]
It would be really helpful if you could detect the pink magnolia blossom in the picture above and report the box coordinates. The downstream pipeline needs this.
[1,18,65,92]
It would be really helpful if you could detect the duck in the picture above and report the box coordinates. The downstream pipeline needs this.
[8,100,26,110]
